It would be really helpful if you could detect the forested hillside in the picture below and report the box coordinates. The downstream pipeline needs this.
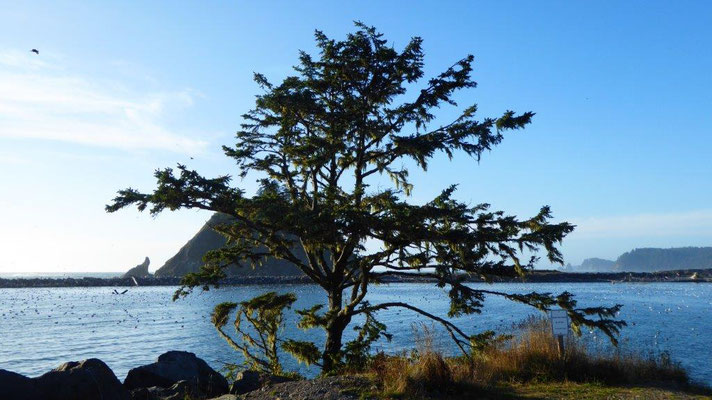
[615,247,712,272]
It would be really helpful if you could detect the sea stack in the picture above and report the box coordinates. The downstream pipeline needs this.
[122,257,151,278]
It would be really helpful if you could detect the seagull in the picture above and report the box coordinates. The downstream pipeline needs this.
[30,49,39,55]
[120,289,128,295]
[131,276,139,286]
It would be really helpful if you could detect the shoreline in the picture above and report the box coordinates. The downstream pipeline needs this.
[1,268,710,288]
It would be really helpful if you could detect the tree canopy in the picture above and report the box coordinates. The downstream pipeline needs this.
[107,22,625,373]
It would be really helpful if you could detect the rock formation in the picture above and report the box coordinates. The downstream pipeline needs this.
[1,359,130,400]
[0,369,43,400]
[154,213,305,278]
[37,358,130,400]
[123,257,151,278]
[0,353,233,400]
[123,351,228,398]
[128,379,204,400]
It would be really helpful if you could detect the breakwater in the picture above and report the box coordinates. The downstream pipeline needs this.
[2,268,709,288]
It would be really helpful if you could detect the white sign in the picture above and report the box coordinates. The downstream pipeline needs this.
[549,309,569,336]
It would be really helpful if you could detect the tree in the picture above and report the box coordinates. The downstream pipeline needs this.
[107,23,625,373]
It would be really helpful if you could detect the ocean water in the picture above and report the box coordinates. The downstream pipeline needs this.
[0,283,710,385]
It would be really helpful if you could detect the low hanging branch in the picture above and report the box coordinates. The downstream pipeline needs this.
[370,270,625,345]
[211,292,297,375]
[354,302,472,355]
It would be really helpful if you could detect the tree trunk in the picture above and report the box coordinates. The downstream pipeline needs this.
[321,289,349,373]
[322,320,345,373]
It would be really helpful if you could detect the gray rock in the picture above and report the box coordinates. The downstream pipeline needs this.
[34,358,130,400]
[0,369,43,400]
[229,370,295,395]
[207,396,238,400]
[123,257,152,278]
[129,380,205,400]
[124,351,228,397]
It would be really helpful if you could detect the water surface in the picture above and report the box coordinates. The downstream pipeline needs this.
[0,283,710,385]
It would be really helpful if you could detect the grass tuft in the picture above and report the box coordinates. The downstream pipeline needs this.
[363,317,705,399]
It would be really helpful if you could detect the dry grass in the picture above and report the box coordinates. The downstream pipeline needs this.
[469,316,689,385]
[364,317,706,399]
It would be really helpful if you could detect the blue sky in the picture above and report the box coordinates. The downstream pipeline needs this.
[1,1,711,273]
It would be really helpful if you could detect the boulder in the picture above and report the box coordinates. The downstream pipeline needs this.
[34,358,130,400]
[229,370,295,395]
[0,369,43,400]
[129,380,205,400]
[123,257,152,278]
[124,351,228,397]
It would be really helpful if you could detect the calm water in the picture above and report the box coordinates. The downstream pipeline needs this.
[0,283,710,385]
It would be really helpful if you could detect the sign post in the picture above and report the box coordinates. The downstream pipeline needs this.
[549,309,569,358]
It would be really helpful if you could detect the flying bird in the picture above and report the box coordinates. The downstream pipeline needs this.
[120,289,128,295]
[30,49,39,55]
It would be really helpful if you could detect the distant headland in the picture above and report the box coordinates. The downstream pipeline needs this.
[564,247,712,272]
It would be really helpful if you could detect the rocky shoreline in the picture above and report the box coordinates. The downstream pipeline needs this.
[1,268,710,288]
[1,350,365,400]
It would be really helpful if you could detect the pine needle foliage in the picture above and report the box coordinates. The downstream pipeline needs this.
[107,22,625,373]
[211,292,296,374]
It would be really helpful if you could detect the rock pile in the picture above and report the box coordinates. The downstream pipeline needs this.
[1,358,129,400]
[0,351,230,400]
[0,350,342,400]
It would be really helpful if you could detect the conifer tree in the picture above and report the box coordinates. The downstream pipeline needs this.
[108,23,625,373]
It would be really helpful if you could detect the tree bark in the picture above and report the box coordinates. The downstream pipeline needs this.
[322,289,349,373]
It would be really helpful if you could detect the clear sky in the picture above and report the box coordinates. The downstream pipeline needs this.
[1,1,711,273]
